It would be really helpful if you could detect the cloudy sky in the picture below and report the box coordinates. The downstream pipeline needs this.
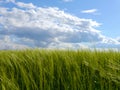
[0,0,120,49]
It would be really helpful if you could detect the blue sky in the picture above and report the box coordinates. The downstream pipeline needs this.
[0,0,120,49]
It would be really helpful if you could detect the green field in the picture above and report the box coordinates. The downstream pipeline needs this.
[0,49,120,90]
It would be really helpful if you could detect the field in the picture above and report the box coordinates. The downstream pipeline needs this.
[0,49,120,90]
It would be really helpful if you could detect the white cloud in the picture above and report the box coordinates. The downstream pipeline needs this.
[5,0,36,9]
[0,35,29,50]
[6,0,15,3]
[63,0,73,2]
[15,2,36,9]
[0,1,120,50]
[81,9,98,14]
[116,37,120,42]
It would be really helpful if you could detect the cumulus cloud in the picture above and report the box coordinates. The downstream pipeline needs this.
[116,37,120,42]
[81,9,98,14]
[0,1,119,50]
[15,2,36,9]
[0,35,29,50]
[5,0,36,9]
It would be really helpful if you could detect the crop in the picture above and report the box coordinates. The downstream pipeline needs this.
[0,49,120,90]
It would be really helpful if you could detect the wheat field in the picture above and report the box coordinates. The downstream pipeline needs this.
[0,49,120,90]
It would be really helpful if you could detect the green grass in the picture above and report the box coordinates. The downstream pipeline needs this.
[0,49,120,90]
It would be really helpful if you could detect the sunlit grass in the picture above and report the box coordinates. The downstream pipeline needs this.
[0,49,120,90]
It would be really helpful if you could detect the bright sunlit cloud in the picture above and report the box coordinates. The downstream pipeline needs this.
[0,1,120,50]
[81,9,98,14]
[63,0,73,2]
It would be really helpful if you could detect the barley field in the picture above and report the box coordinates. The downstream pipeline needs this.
[0,49,120,90]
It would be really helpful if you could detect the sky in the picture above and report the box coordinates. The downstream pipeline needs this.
[0,0,120,49]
